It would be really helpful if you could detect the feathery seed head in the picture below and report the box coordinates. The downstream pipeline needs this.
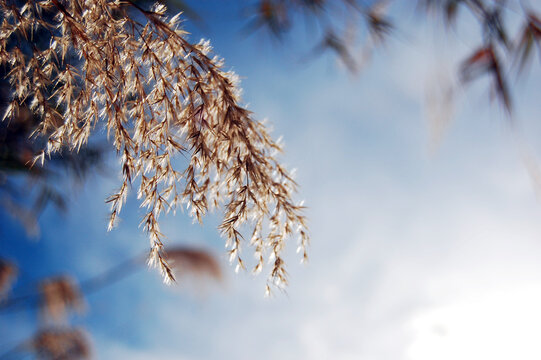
[0,0,309,292]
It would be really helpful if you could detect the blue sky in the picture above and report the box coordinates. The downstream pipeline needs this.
[2,1,541,359]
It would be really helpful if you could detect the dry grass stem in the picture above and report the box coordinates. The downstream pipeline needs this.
[0,0,308,290]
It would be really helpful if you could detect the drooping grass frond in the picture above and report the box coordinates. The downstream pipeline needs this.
[0,0,308,290]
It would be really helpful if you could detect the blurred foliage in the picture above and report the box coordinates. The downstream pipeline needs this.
[0,107,105,237]
[0,0,106,238]
[242,0,541,113]
[0,110,105,237]
[0,246,221,359]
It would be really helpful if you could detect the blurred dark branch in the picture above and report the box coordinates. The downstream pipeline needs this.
[0,255,144,314]
[0,246,221,314]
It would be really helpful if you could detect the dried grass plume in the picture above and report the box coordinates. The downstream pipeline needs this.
[0,0,308,291]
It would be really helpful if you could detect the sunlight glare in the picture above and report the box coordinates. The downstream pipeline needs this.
[407,285,541,360]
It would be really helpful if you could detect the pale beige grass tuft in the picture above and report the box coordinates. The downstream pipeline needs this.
[0,0,308,291]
